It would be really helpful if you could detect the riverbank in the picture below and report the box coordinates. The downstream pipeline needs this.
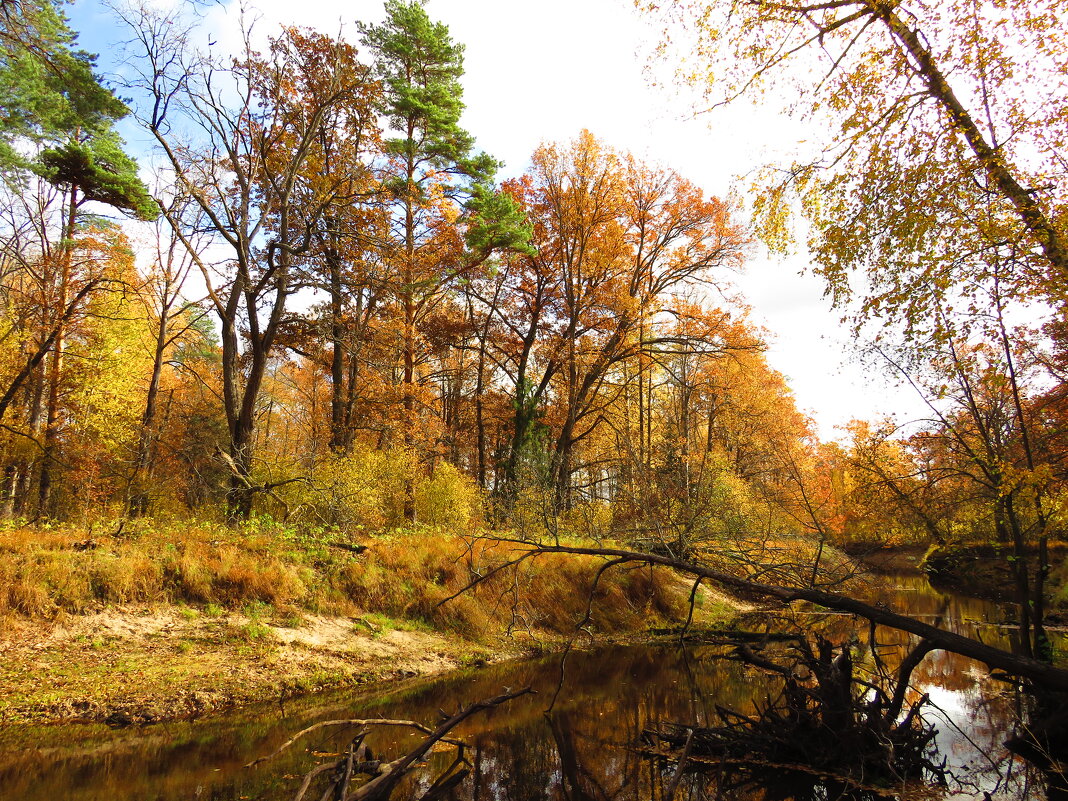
[0,521,746,726]
[0,605,496,725]
[846,541,1068,626]
[840,542,928,574]
[922,543,1068,604]
[0,600,748,727]
[1,571,1050,801]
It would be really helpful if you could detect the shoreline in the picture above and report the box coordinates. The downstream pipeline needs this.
[16,542,1049,730]
[840,543,928,575]
[0,525,742,728]
[0,606,519,728]
[0,584,741,728]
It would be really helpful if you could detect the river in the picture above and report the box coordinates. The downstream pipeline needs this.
[0,572,1061,800]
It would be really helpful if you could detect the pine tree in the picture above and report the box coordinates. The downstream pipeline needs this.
[361,0,529,519]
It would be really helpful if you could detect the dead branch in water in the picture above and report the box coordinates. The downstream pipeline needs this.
[248,687,534,801]
[642,633,947,800]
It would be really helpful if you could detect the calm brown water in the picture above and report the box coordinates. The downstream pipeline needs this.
[0,573,1060,801]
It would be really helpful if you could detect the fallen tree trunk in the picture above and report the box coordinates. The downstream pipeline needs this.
[442,542,1068,693]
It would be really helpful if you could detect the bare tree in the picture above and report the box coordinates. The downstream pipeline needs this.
[120,4,378,519]
[124,204,207,516]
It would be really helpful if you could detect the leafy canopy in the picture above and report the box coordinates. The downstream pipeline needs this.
[0,0,156,219]
[644,0,1068,343]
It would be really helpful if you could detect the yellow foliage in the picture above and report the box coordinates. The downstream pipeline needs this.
[416,462,481,529]
[308,447,392,531]
[299,447,483,533]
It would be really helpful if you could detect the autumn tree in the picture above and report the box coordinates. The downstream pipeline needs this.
[645,0,1067,658]
[0,0,155,516]
[123,210,210,517]
[604,301,778,555]
[645,0,1066,322]
[360,0,529,519]
[841,420,954,545]
[123,6,380,519]
[499,132,747,510]
[0,215,152,518]
[276,29,383,457]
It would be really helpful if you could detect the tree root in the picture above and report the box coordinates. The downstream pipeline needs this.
[640,635,949,801]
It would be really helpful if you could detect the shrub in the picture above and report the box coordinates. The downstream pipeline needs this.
[296,447,483,534]
[416,462,482,529]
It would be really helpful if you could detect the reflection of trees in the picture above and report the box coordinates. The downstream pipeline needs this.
[6,581,1056,801]
[548,712,625,801]
[644,634,949,801]
[244,689,535,801]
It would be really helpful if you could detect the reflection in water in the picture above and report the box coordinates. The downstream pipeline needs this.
[255,688,536,801]
[643,632,950,801]
[0,574,1059,801]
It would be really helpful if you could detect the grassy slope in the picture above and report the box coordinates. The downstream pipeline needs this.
[0,521,738,724]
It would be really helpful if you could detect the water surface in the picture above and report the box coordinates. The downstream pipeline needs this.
[0,572,1059,800]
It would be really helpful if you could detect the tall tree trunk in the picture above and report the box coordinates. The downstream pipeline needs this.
[227,439,255,520]
[993,270,1050,660]
[1,464,16,519]
[219,256,289,522]
[401,148,417,523]
[126,295,170,517]
[13,364,45,516]
[637,321,645,473]
[327,240,349,453]
[402,293,416,522]
[554,420,575,513]
[501,317,552,506]
[37,189,78,518]
[474,347,487,488]
[999,499,1034,659]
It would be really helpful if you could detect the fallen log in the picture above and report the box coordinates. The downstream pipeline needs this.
[440,541,1068,693]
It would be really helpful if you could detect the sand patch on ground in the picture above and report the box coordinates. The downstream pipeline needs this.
[0,607,493,725]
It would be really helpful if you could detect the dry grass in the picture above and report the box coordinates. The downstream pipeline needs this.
[687,531,858,591]
[336,534,693,638]
[0,521,712,640]
[0,523,310,620]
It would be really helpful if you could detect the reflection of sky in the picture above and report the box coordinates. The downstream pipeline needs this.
[851,575,1049,801]
[1,573,1058,800]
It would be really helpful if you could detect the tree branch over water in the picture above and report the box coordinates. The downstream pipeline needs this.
[441,539,1068,692]
[248,687,534,801]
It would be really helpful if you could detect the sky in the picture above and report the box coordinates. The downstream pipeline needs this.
[70,0,927,439]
